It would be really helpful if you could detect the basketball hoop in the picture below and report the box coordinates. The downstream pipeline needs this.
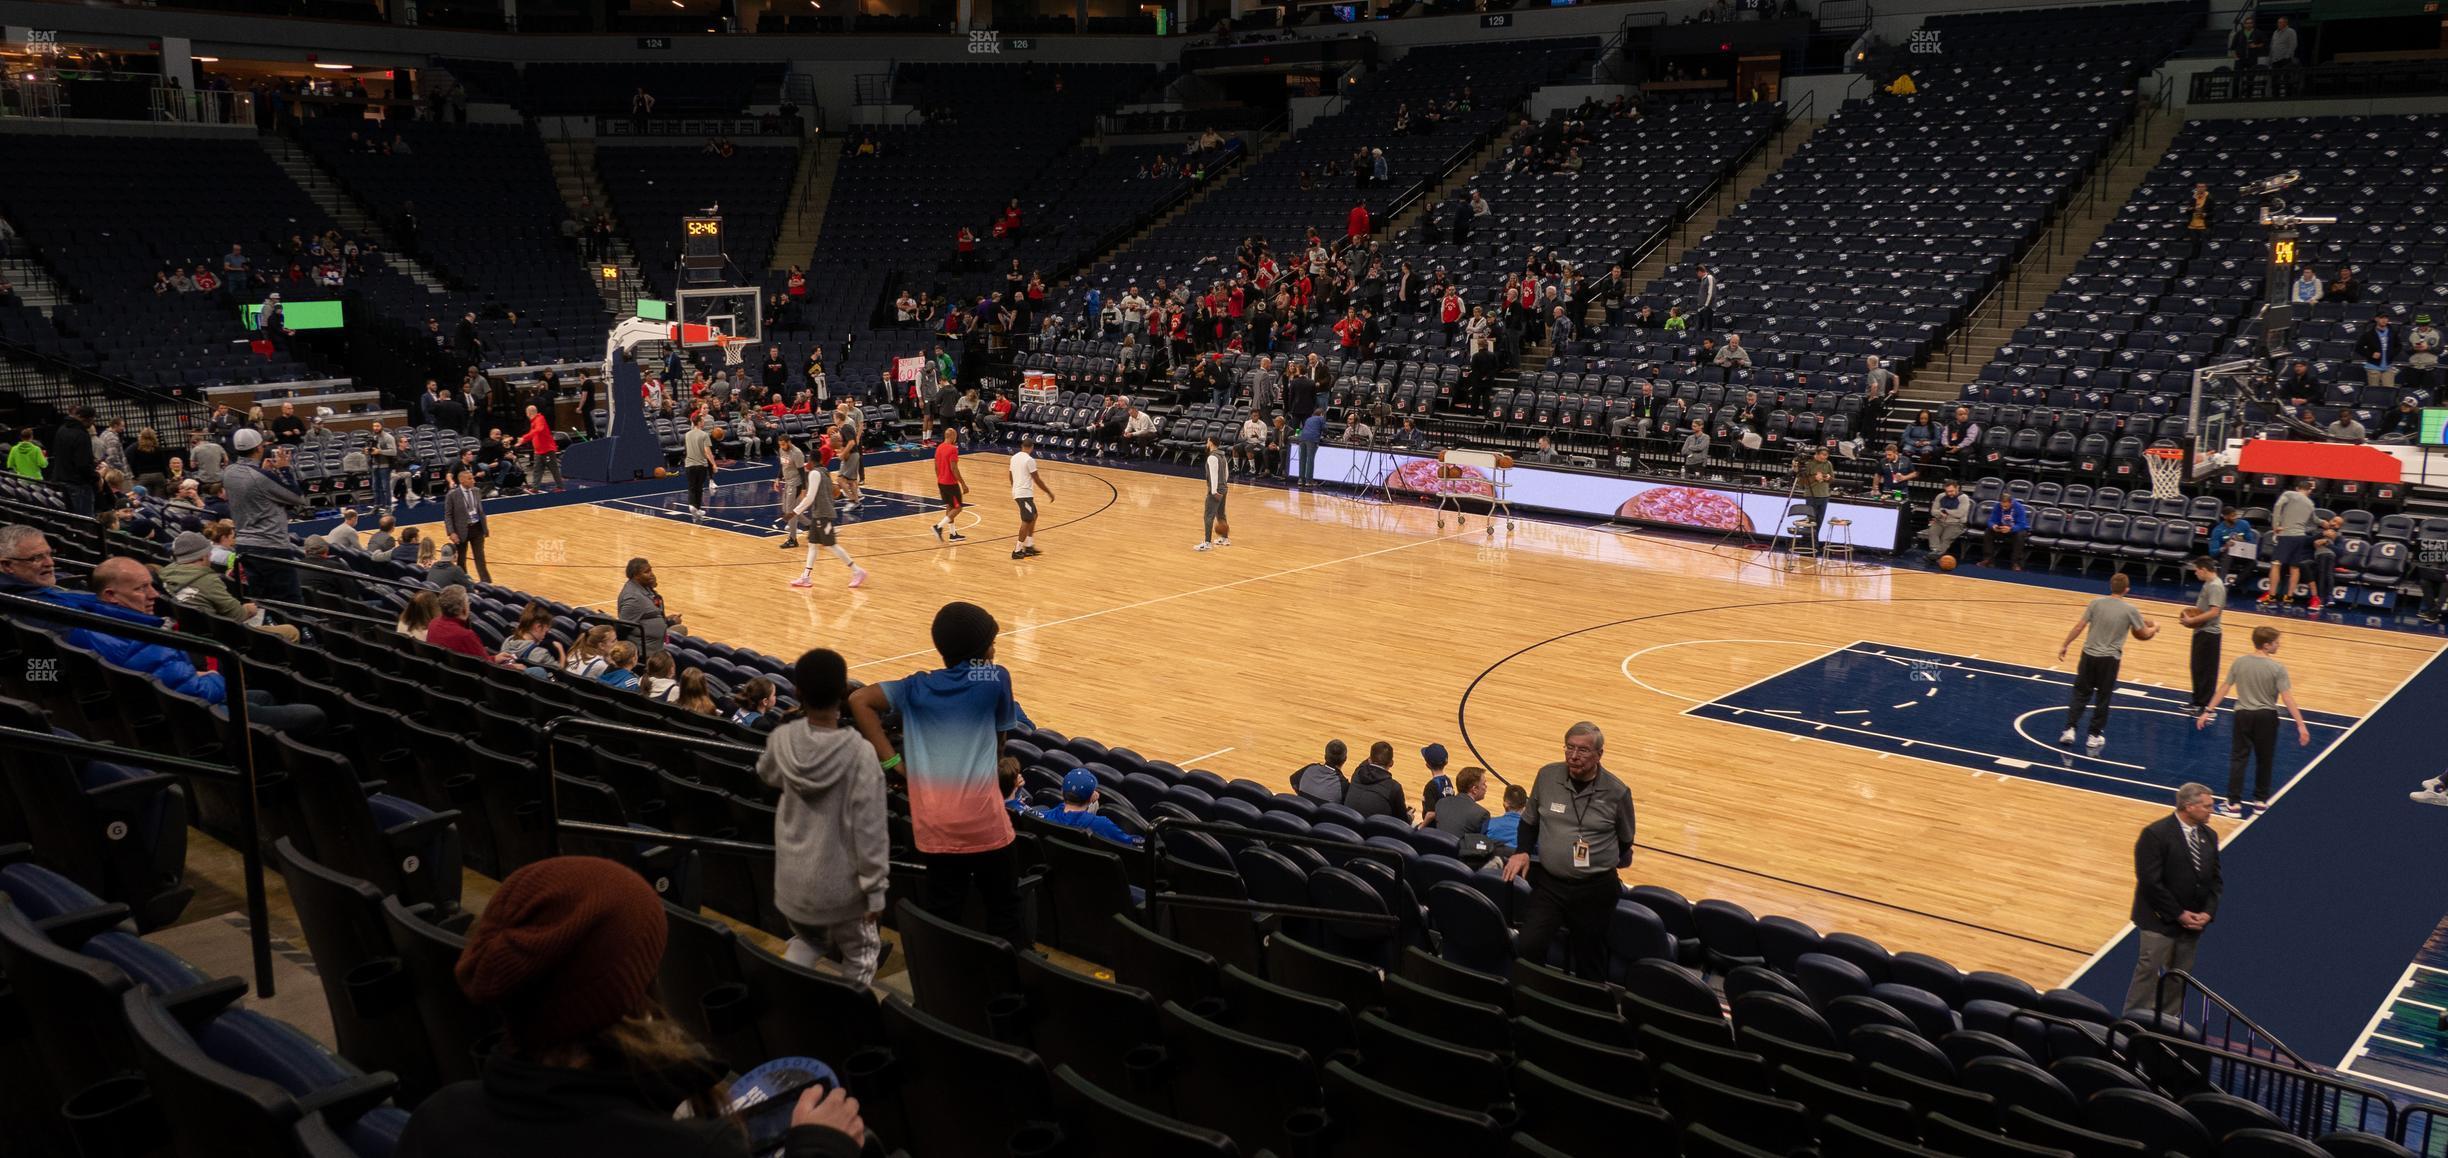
[2143,444,2187,501]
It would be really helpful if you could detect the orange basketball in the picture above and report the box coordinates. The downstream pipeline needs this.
[712,427,729,441]
[1214,517,1230,538]
[1938,554,1957,571]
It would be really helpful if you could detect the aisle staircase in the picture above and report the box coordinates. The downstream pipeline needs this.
[1074,124,1289,276]
[544,137,643,315]
[257,137,451,297]
[1497,113,1824,402]
[0,216,70,311]
[1892,110,2182,431]
[769,137,842,272]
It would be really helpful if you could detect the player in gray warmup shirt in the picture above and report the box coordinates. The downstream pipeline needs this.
[2180,556,2227,712]
[2057,573,2159,753]
[2195,624,2309,815]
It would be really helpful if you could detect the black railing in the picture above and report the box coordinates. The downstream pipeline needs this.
[2110,1027,2397,1141]
[0,589,276,998]
[2151,969,2316,1070]
[2189,60,2448,105]
[2400,1104,2448,1156]
[540,716,779,857]
[1140,814,1401,930]
[0,333,208,433]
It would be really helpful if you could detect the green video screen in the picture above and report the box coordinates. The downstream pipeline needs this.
[637,299,670,321]
[241,300,345,330]
[2422,407,2448,447]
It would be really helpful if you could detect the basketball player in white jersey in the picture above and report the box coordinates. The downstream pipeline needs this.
[787,461,868,589]
[1009,435,1054,560]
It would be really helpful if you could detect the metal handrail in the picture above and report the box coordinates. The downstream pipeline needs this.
[1141,813,1403,929]
[0,589,274,998]
[2110,1027,2391,1140]
[540,716,775,857]
[2152,968,2315,1070]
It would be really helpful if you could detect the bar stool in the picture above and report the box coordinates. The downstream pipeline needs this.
[1783,504,1817,571]
[1822,517,1856,572]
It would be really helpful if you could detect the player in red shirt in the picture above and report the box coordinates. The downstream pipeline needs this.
[931,427,969,542]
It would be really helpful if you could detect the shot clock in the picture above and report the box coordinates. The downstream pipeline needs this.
[681,214,727,285]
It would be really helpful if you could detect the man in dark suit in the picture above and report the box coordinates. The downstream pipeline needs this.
[2125,782,2222,1016]
[442,467,491,584]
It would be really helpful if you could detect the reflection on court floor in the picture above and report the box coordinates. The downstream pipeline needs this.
[1685,641,2358,806]
[592,476,943,540]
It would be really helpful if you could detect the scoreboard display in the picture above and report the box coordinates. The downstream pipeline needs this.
[682,216,727,284]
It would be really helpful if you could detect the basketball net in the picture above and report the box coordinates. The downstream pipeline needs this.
[2143,447,2186,501]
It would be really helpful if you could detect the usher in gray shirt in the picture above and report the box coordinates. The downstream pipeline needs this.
[1514,761,1638,880]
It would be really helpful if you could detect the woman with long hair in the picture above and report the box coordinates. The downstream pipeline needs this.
[396,590,441,641]
[393,857,864,1157]
[675,668,719,716]
[496,603,563,670]
[562,625,615,680]
[640,652,679,703]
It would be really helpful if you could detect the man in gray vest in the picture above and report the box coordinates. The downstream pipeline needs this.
[1501,721,1637,979]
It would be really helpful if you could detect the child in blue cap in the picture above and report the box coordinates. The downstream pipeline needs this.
[1037,769,1144,849]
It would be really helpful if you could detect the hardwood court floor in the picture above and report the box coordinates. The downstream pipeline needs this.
[422,454,2443,985]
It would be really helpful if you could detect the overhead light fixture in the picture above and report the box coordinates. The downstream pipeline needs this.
[313,62,353,69]
[195,55,221,62]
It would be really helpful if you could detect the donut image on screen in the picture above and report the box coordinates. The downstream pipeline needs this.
[1388,458,1493,498]
[1618,486,1755,533]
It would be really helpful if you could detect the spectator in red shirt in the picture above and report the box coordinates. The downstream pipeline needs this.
[1334,308,1364,351]
[514,403,562,490]
[424,584,495,661]
[1347,199,1371,240]
[1001,199,1023,237]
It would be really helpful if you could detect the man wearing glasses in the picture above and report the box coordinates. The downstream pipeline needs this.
[1500,721,1637,979]
[0,525,324,732]
[0,523,56,594]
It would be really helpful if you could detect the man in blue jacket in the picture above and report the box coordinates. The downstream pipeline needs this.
[15,546,326,733]
[1978,494,2032,570]
[1297,411,1327,489]
[2206,507,2257,586]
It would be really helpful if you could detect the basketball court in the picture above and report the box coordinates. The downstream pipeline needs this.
[408,451,2444,986]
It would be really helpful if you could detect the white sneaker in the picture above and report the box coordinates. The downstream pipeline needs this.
[2412,787,2448,807]
[2086,734,2107,754]
[1195,541,1212,551]
[2058,728,2078,745]
[848,567,868,589]
[2423,775,2444,791]
[788,576,813,588]
[1217,537,1232,547]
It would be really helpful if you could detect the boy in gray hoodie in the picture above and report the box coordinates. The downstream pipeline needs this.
[756,647,890,986]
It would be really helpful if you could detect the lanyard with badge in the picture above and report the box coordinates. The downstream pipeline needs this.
[1550,778,1596,868]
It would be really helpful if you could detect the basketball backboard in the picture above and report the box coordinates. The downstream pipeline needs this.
[673,286,762,348]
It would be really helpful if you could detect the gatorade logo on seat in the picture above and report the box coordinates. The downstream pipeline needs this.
[402,855,421,875]
[106,821,129,842]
